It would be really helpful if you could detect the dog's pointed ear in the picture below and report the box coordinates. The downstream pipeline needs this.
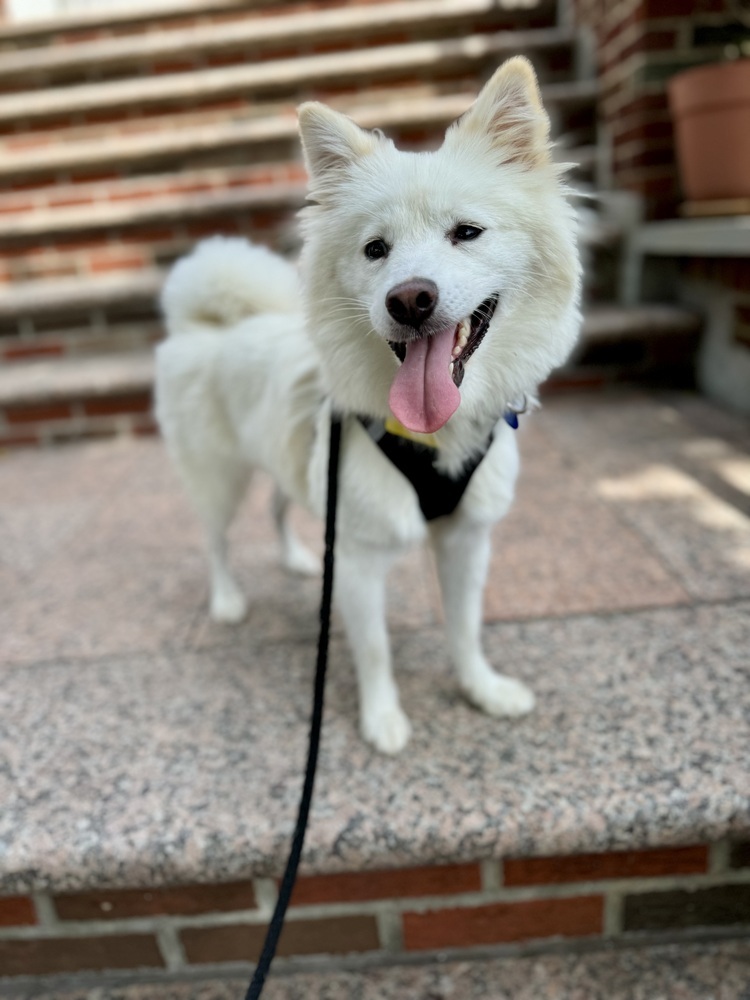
[298,102,380,189]
[446,57,551,166]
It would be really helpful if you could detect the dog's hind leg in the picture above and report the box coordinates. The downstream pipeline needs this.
[171,446,251,624]
[335,544,412,755]
[271,487,319,576]
[430,517,535,718]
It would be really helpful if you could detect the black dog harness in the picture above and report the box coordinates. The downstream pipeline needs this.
[358,411,519,521]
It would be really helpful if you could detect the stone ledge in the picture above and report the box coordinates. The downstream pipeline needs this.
[2,594,749,894]
[1,392,748,896]
[636,217,750,258]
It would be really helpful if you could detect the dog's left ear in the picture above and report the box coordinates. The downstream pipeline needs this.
[298,102,381,194]
[446,56,551,167]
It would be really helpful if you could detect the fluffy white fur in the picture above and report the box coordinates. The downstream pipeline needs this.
[156,58,582,754]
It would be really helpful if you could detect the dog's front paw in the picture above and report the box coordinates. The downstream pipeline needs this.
[463,673,535,718]
[362,704,412,755]
[210,586,248,624]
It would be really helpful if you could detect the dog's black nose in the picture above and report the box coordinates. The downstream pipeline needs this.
[386,279,438,328]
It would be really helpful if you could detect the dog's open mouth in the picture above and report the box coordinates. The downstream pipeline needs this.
[388,293,499,435]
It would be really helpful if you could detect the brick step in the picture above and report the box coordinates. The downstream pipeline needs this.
[0,268,162,323]
[0,351,154,447]
[0,80,595,186]
[0,29,590,128]
[0,305,702,446]
[0,0,559,87]
[0,147,598,245]
[0,271,163,366]
[1,402,749,969]
[0,0,292,49]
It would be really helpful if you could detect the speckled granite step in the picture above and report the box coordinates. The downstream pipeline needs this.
[1,390,749,979]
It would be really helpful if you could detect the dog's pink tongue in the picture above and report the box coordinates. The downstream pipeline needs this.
[388,326,459,434]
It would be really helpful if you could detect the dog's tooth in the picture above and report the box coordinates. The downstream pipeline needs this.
[451,345,462,358]
[449,361,454,375]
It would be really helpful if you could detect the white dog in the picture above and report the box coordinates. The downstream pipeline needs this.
[155,57,581,754]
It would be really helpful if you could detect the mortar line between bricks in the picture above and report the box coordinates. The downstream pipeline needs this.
[480,858,501,891]
[709,838,731,875]
[251,876,278,917]
[3,868,750,941]
[375,904,403,953]
[30,891,58,929]
[156,920,188,972]
[603,886,624,937]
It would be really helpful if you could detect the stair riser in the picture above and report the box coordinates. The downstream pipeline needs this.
[0,31,573,132]
[0,393,155,450]
[0,12,559,90]
[0,841,747,978]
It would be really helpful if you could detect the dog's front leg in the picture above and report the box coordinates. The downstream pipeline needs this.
[335,544,412,755]
[430,517,535,718]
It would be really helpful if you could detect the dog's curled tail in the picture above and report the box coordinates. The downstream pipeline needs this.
[160,235,302,336]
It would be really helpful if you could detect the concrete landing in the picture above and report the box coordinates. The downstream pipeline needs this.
[1,389,749,895]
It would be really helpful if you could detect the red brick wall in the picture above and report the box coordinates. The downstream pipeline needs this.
[0,841,748,977]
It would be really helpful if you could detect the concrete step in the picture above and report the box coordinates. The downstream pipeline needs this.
[0,0,285,48]
[562,304,703,389]
[0,28,588,128]
[582,304,702,343]
[0,391,749,978]
[0,0,560,87]
[0,269,163,324]
[0,147,597,244]
[0,81,596,186]
[0,351,154,447]
[0,304,704,446]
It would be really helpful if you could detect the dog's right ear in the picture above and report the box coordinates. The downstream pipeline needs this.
[298,103,380,192]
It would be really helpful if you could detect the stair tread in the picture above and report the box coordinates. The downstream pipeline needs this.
[0,269,163,319]
[13,941,750,999]
[0,350,154,405]
[0,83,595,181]
[582,303,703,341]
[0,0,278,46]
[1,392,749,894]
[0,301,702,407]
[0,303,701,400]
[0,1,568,83]
[0,180,308,240]
[0,146,597,239]
[0,31,595,126]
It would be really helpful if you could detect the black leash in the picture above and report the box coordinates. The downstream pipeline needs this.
[244,414,343,1000]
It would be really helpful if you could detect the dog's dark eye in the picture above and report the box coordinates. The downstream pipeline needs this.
[452,224,483,242]
[364,239,389,260]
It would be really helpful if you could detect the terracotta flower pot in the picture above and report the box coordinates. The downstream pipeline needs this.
[668,59,750,201]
